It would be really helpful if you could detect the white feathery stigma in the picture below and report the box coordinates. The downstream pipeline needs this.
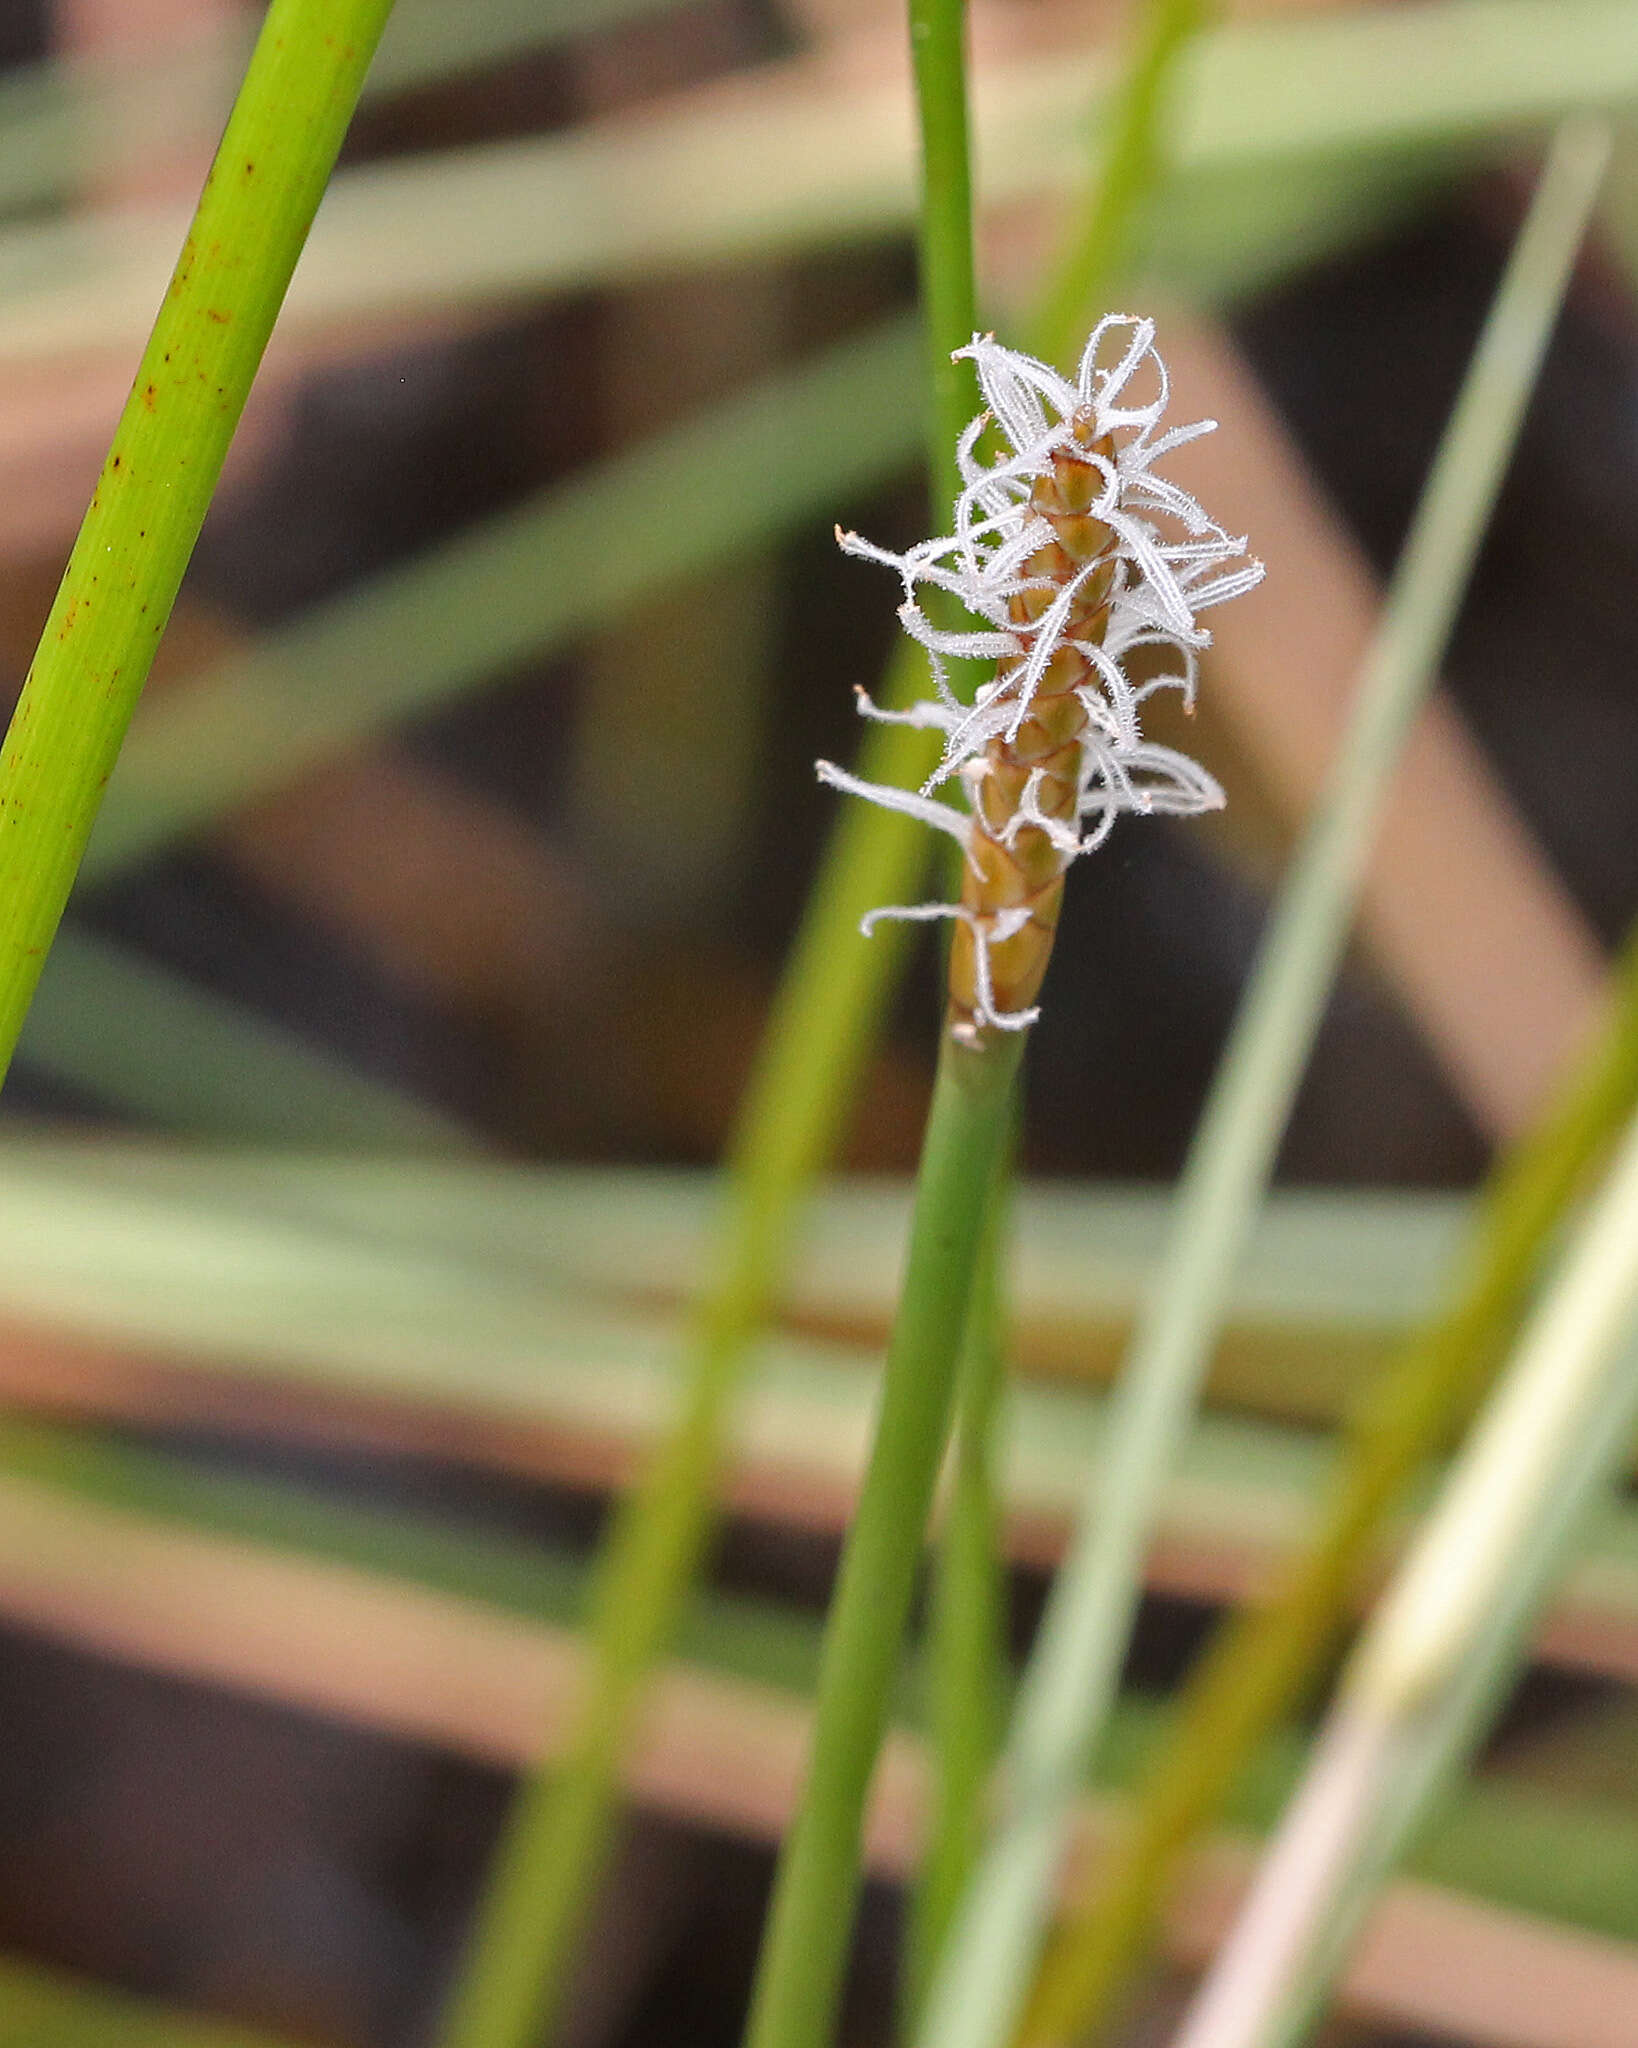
[818,315,1263,1039]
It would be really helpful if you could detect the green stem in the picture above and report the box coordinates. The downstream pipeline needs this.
[896,36,1223,2004]
[733,13,994,2038]
[742,1029,1024,2048]
[895,29,1219,1995]
[0,0,393,1077]
[903,1151,1011,2035]
[912,0,980,508]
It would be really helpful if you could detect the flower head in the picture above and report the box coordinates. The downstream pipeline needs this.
[819,315,1262,1044]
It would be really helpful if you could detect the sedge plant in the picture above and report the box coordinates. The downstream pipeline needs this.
[906,8,1211,2023]
[745,235,1262,2048]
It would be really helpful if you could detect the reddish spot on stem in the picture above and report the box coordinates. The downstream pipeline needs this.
[206,309,231,325]
[142,384,157,411]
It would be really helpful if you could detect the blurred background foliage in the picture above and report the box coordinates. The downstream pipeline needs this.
[0,1,1637,2045]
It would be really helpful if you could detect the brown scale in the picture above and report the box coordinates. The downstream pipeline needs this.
[948,414,1119,1041]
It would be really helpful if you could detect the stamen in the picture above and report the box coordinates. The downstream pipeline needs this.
[822,320,1262,1043]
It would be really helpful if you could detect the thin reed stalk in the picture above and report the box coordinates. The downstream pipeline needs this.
[745,4,1274,2030]
[0,0,394,1078]
[1175,1096,1638,2048]
[743,1029,1025,2048]
[897,8,1008,2016]
[903,1148,1012,2034]
[913,115,1611,2048]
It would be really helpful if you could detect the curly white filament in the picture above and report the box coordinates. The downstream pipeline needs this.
[818,316,1262,1036]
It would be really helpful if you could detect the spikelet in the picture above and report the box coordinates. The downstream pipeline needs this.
[820,316,1263,1047]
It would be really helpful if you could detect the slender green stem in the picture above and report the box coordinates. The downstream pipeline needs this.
[913,114,1610,2048]
[0,0,393,1079]
[742,1029,1024,2048]
[734,15,997,2040]
[912,0,981,504]
[1028,0,1212,368]
[1021,916,1638,2046]
[903,1153,1012,2035]
[897,32,1218,2004]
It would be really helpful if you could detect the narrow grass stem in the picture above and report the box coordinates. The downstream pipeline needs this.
[1021,909,1638,2045]
[0,0,393,1079]
[1176,1100,1638,2048]
[913,115,1610,2048]
[912,0,981,505]
[742,1028,1024,2048]
[903,1153,1012,2034]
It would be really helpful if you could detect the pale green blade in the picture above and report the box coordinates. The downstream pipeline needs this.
[15,926,468,1149]
[1178,1098,1638,2048]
